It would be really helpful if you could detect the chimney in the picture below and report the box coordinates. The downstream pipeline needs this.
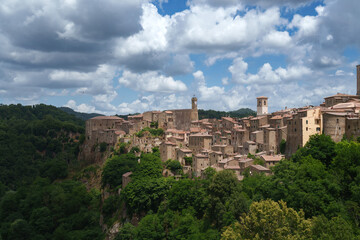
[357,65,360,95]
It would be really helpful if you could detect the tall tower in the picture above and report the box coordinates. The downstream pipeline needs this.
[357,65,360,95]
[257,96,268,116]
[191,96,198,121]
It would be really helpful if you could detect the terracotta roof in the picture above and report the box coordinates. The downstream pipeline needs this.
[251,165,270,171]
[195,154,208,158]
[190,133,212,137]
[270,115,283,120]
[179,148,192,152]
[163,141,176,146]
[122,172,132,177]
[256,96,268,99]
[239,158,254,163]
[260,155,283,162]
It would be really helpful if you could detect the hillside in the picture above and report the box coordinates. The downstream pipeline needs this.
[59,106,103,120]
[198,108,256,119]
[0,104,85,189]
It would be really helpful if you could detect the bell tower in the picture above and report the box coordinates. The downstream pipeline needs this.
[257,96,268,116]
[357,65,360,95]
[191,96,198,121]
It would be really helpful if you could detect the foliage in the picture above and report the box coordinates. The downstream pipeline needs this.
[101,154,137,189]
[280,139,286,154]
[99,142,107,152]
[135,127,164,137]
[150,121,158,129]
[165,160,182,174]
[131,153,163,180]
[121,177,171,215]
[222,200,312,240]
[198,108,256,120]
[0,104,85,189]
[184,156,192,165]
[292,134,336,167]
[0,179,103,240]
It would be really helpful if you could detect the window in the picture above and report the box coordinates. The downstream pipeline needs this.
[306,120,308,124]
[264,100,266,105]
[306,127,308,131]
[336,119,339,123]
[348,125,351,129]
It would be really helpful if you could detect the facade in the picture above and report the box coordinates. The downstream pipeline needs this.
[257,96,268,115]
[189,133,213,153]
[286,107,322,157]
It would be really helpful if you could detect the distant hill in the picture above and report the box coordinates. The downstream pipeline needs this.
[59,106,103,120]
[198,108,256,119]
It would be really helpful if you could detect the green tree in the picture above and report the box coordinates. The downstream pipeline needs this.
[221,200,312,240]
[292,134,335,167]
[135,214,165,240]
[101,154,137,189]
[280,139,286,154]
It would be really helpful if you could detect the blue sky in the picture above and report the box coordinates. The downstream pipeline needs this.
[0,0,359,114]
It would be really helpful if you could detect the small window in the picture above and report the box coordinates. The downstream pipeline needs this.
[348,125,350,129]
[306,120,308,124]
[306,127,308,131]
[295,128,297,132]
[336,119,339,123]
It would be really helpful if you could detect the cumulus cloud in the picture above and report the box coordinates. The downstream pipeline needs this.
[229,57,312,85]
[118,70,187,93]
[188,0,315,8]
[65,100,96,113]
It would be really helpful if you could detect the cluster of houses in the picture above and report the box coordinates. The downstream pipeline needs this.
[84,65,360,180]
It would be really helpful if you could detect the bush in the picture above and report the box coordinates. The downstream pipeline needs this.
[99,142,107,152]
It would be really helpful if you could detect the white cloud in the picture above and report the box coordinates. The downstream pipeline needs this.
[65,100,97,113]
[229,57,312,85]
[118,70,187,93]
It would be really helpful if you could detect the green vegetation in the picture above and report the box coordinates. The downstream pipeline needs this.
[0,104,84,189]
[198,108,256,119]
[3,104,360,239]
[135,127,164,137]
[113,134,360,239]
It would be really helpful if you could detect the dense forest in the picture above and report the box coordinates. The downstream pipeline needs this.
[198,108,256,119]
[0,104,103,239]
[1,103,360,239]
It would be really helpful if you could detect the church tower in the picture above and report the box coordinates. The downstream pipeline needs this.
[357,65,360,95]
[257,96,268,116]
[191,96,198,121]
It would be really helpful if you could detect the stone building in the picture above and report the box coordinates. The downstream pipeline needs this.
[324,93,359,107]
[193,154,210,176]
[189,133,213,153]
[286,107,322,157]
[160,141,177,162]
[322,112,347,142]
[176,148,192,165]
[257,96,268,115]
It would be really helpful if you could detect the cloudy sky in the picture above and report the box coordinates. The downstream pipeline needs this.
[0,0,359,114]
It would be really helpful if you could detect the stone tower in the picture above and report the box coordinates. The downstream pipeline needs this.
[357,65,360,95]
[257,96,268,116]
[191,96,199,121]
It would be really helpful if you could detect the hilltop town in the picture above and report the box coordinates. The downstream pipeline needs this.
[83,65,360,180]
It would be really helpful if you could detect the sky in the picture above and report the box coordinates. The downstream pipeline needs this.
[0,0,359,115]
